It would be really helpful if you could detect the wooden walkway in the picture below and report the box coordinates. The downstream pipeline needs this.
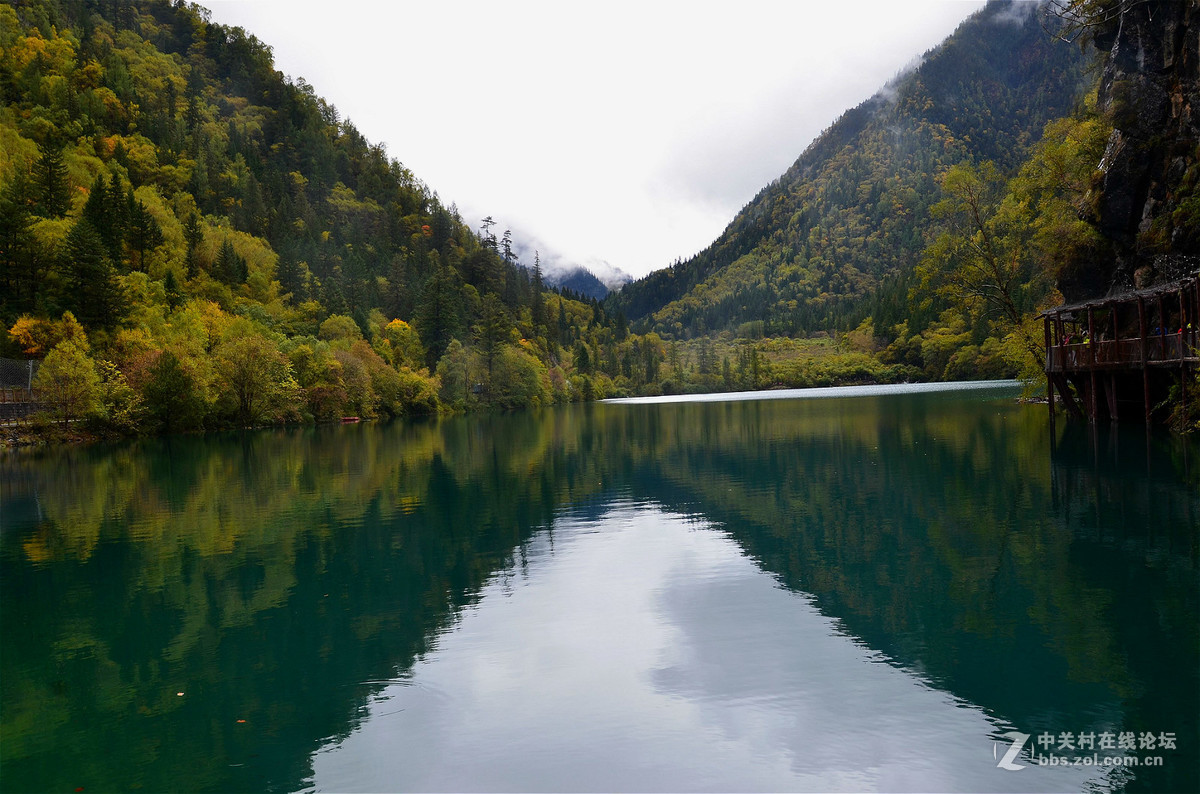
[1042,271,1199,424]
[0,387,39,423]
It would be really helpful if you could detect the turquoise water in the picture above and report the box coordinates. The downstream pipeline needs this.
[1,383,1196,792]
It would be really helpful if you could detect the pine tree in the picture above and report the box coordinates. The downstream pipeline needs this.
[185,66,204,130]
[557,298,569,346]
[82,173,108,230]
[32,142,70,218]
[474,293,512,394]
[479,216,497,249]
[276,252,304,302]
[416,258,463,367]
[164,269,182,309]
[183,212,202,279]
[213,238,246,284]
[213,239,232,283]
[500,229,515,266]
[99,174,131,262]
[62,219,125,330]
[127,200,164,270]
[531,251,546,329]
[574,341,591,375]
[0,175,42,316]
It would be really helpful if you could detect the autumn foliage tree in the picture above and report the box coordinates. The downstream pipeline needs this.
[34,338,102,423]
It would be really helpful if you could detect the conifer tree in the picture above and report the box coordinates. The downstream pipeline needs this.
[82,173,108,230]
[183,212,202,279]
[213,238,246,284]
[0,175,40,315]
[62,219,125,330]
[213,238,235,283]
[127,200,164,270]
[32,142,70,218]
[164,269,182,309]
[97,174,131,262]
[416,258,463,367]
[531,251,546,329]
[474,293,512,393]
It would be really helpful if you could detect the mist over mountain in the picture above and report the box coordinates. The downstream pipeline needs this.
[541,265,624,300]
[607,0,1096,338]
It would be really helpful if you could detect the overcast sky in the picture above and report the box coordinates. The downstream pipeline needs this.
[200,0,989,282]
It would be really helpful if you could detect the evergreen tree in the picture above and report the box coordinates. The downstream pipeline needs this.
[479,216,497,249]
[500,229,515,266]
[183,212,203,279]
[213,238,246,284]
[127,200,164,270]
[416,258,463,367]
[62,219,125,330]
[574,341,591,374]
[32,142,70,218]
[163,269,182,309]
[185,65,204,130]
[474,293,512,393]
[0,175,41,317]
[531,251,546,329]
[276,252,304,302]
[97,174,131,262]
[82,173,108,230]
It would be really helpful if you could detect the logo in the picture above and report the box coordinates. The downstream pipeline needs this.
[995,731,1031,771]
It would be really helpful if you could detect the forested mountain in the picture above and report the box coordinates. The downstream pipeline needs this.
[544,265,612,300]
[608,1,1096,339]
[0,0,666,432]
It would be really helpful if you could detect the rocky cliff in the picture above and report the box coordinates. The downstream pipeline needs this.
[1071,0,1200,299]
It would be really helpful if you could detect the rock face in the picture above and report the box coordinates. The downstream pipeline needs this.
[1079,0,1200,299]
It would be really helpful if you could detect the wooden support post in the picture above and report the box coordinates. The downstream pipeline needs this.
[1139,296,1151,425]
[1158,294,1167,359]
[1111,302,1120,365]
[1087,305,1097,422]
[1185,279,1195,352]
[1181,288,1188,364]
[1044,315,1055,421]
[1106,374,1118,422]
[1053,373,1084,418]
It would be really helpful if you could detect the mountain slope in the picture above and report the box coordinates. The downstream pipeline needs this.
[608,0,1097,338]
[0,0,651,429]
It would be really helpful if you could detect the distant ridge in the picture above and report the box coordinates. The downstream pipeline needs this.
[542,265,632,300]
[607,0,1095,337]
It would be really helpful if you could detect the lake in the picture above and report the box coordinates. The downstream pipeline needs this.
[1,382,1196,793]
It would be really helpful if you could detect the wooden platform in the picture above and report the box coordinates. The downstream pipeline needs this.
[1042,271,1199,424]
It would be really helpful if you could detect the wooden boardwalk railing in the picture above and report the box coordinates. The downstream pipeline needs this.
[1041,271,1199,425]
[0,387,37,404]
[0,388,41,423]
[1046,333,1198,372]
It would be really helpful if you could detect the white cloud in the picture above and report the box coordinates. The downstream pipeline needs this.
[202,0,987,278]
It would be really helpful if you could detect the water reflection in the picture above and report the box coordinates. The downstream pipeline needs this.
[1,385,1196,792]
[310,506,1106,792]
